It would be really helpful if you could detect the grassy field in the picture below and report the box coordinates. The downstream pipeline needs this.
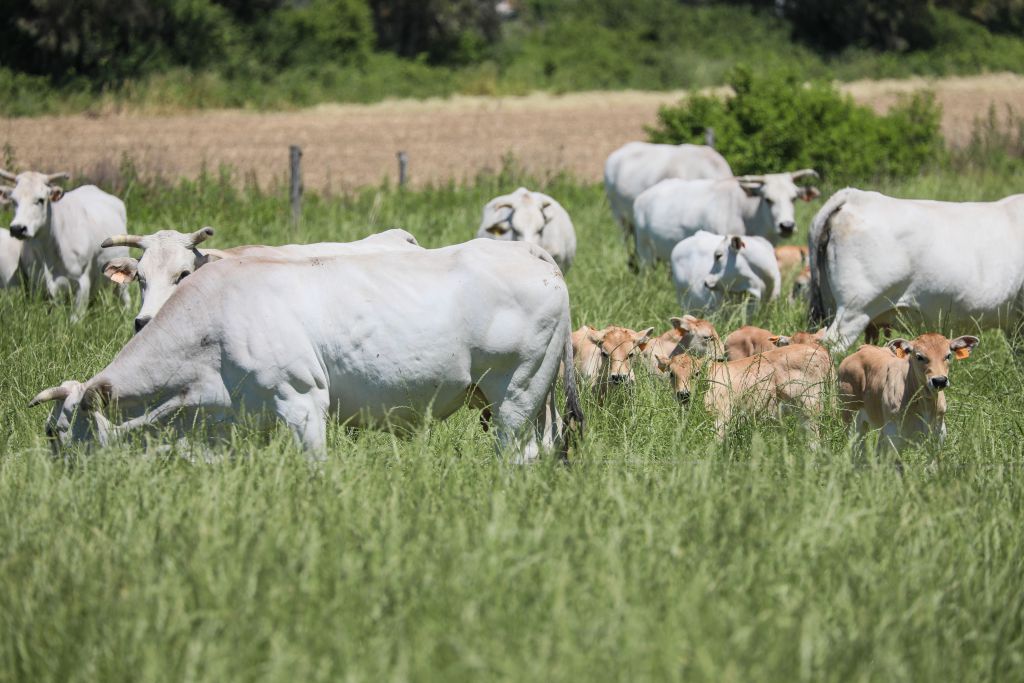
[1,165,1023,681]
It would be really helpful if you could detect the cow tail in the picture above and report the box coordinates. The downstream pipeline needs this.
[562,316,585,459]
[809,188,849,326]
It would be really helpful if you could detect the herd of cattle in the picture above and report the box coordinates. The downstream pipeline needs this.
[1,137,1006,459]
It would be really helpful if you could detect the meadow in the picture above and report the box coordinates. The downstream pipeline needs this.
[1,163,1023,681]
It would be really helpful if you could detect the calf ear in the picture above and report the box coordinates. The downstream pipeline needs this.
[950,335,980,359]
[730,236,746,251]
[486,224,509,236]
[0,185,12,204]
[671,315,696,333]
[587,329,606,346]
[655,354,670,372]
[49,186,64,202]
[799,186,821,202]
[103,257,138,284]
[770,335,790,346]
[635,327,655,349]
[886,338,912,358]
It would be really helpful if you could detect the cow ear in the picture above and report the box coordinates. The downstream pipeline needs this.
[813,328,826,340]
[635,327,655,349]
[0,185,11,204]
[770,335,790,346]
[103,257,138,284]
[486,224,508,236]
[655,354,670,371]
[887,339,911,358]
[49,186,64,202]
[730,236,746,250]
[670,316,694,333]
[738,181,762,197]
[951,335,980,359]
[587,330,606,346]
[799,186,821,202]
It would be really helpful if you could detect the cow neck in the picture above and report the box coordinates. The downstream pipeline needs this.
[739,192,771,236]
[898,358,943,426]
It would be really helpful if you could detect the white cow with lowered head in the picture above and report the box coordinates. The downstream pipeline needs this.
[102,226,421,333]
[30,239,584,464]
[632,169,820,266]
[0,169,129,319]
[603,142,733,240]
[476,187,576,273]
[670,230,781,316]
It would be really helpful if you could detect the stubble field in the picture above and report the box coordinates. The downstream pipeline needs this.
[0,159,1023,680]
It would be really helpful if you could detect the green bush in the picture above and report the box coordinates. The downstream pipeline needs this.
[647,66,944,182]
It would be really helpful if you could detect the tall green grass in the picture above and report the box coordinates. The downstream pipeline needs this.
[1,165,1023,681]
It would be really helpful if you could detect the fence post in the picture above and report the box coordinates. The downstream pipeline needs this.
[396,150,408,188]
[289,145,303,232]
[704,127,715,149]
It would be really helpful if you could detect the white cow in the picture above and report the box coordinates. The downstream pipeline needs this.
[632,170,820,266]
[0,170,129,319]
[102,227,421,333]
[809,188,1024,352]
[0,229,21,288]
[476,187,576,273]
[603,142,733,239]
[30,239,583,464]
[670,231,780,315]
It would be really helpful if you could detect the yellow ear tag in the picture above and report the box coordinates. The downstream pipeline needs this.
[893,347,906,359]
[954,347,971,360]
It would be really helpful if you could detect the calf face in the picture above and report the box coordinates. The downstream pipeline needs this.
[737,170,820,238]
[102,227,216,332]
[2,171,69,240]
[481,188,551,246]
[670,314,723,357]
[887,333,979,392]
[655,353,702,402]
[705,235,762,295]
[588,325,654,384]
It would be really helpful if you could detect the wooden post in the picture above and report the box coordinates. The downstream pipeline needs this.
[396,150,408,188]
[704,127,715,149]
[289,145,303,231]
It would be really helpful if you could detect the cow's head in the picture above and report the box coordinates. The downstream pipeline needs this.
[655,353,704,403]
[704,235,765,299]
[887,333,979,393]
[102,227,217,333]
[1,170,70,240]
[29,379,111,450]
[670,314,723,358]
[589,325,654,385]
[771,328,826,347]
[481,187,552,246]
[737,169,820,238]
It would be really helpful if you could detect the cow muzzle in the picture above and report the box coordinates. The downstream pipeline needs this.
[929,376,949,390]
[9,224,27,240]
[134,316,151,333]
[675,389,691,403]
[778,220,795,236]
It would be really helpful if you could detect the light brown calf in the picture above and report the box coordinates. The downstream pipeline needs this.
[725,325,827,360]
[644,314,722,374]
[657,344,831,437]
[773,328,827,348]
[775,245,808,274]
[838,333,979,452]
[572,324,654,388]
[791,265,811,302]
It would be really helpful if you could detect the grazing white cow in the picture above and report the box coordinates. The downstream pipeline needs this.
[809,188,1024,352]
[102,227,421,333]
[670,231,781,315]
[476,187,576,273]
[632,170,820,266]
[0,169,129,319]
[603,142,733,239]
[838,333,978,453]
[30,239,583,464]
[0,229,21,288]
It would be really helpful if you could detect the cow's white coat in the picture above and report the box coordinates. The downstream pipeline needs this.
[670,230,780,315]
[476,187,576,273]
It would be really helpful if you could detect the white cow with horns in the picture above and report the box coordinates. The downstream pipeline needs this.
[0,169,129,319]
[102,226,421,333]
[809,188,1024,352]
[476,187,576,273]
[30,239,584,463]
[632,169,820,267]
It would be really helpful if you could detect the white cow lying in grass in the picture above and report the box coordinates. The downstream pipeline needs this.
[670,231,781,316]
[31,239,583,463]
[476,187,576,273]
[632,170,820,266]
[1,169,129,320]
[103,227,420,333]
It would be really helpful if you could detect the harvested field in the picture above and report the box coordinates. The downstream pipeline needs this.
[2,73,1022,192]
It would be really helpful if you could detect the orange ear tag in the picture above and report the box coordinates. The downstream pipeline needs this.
[954,347,971,360]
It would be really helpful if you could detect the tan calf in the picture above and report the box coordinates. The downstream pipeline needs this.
[772,328,827,348]
[657,344,831,437]
[838,333,979,452]
[644,315,722,374]
[572,324,654,388]
[775,245,808,274]
[724,325,777,361]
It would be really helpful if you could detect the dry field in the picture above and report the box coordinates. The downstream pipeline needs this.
[2,73,1022,192]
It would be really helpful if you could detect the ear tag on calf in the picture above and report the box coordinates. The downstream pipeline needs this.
[954,347,971,360]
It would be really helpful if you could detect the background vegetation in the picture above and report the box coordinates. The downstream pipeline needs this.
[3,0,1024,115]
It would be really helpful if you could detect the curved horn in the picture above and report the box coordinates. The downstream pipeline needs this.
[189,226,215,246]
[46,172,70,183]
[0,169,16,181]
[789,168,819,181]
[734,175,766,184]
[101,234,146,249]
[28,385,71,407]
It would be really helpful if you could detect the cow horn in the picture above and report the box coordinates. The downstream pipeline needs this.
[0,169,16,181]
[189,226,215,246]
[28,385,71,407]
[789,168,819,181]
[101,234,146,249]
[735,175,766,185]
[493,202,514,211]
[46,172,70,183]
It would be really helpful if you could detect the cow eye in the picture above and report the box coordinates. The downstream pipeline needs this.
[713,252,722,261]
[945,353,952,360]
[916,353,926,362]
[36,198,44,205]
[600,349,609,357]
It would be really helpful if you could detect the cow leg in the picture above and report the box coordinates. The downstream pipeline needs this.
[70,273,91,323]
[823,308,872,353]
[274,387,329,457]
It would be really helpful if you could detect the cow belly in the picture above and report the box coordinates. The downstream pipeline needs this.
[327,372,475,428]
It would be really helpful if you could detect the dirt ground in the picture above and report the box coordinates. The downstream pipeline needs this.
[2,73,1021,192]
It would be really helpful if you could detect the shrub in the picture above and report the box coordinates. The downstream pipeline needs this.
[646,66,944,182]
